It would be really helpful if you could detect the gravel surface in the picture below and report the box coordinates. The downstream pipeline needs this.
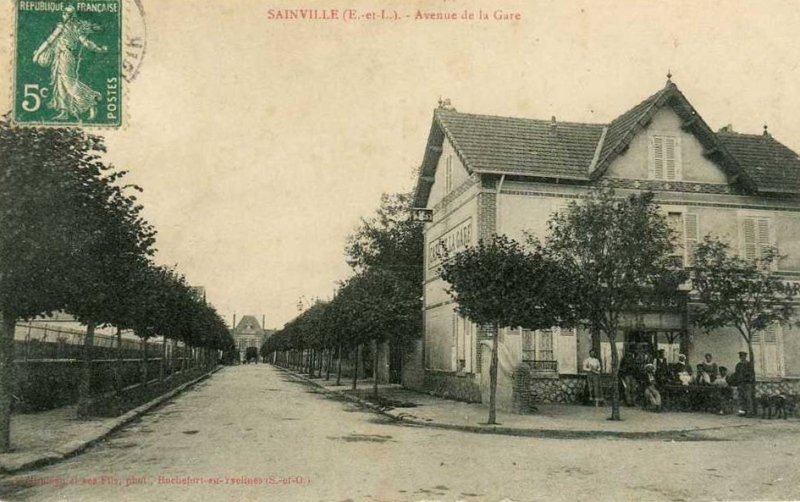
[2,364,799,502]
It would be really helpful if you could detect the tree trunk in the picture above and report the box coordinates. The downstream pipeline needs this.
[373,340,380,397]
[608,332,621,421]
[77,322,97,418]
[142,338,148,387]
[352,345,360,391]
[326,349,332,381]
[0,312,16,452]
[160,336,167,382]
[336,343,343,386]
[172,338,178,375]
[488,322,500,425]
[748,340,758,416]
[115,327,123,393]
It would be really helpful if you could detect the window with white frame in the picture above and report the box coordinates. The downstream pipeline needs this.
[751,324,783,378]
[666,211,699,268]
[521,327,577,373]
[649,135,682,181]
[740,216,773,266]
[522,329,554,362]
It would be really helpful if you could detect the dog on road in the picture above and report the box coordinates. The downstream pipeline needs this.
[759,394,797,419]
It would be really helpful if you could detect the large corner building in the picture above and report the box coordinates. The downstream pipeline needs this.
[406,79,800,412]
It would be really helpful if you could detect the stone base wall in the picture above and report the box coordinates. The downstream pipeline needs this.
[755,379,800,397]
[420,371,482,403]
[513,365,586,413]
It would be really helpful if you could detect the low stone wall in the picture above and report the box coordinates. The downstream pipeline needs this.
[513,365,587,412]
[421,371,482,403]
[755,379,800,397]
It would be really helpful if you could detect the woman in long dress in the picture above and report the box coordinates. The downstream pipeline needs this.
[32,6,108,121]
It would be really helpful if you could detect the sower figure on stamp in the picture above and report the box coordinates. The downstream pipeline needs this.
[32,5,108,121]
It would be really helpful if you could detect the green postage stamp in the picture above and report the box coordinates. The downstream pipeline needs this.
[13,0,122,127]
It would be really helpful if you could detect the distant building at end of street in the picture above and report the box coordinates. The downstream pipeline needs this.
[232,315,275,361]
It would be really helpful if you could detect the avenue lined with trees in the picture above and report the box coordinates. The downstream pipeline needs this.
[0,118,235,452]
[267,188,799,424]
[262,193,423,395]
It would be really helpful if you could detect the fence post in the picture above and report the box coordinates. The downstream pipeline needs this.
[115,327,123,393]
[160,336,167,382]
[141,338,148,387]
[173,338,178,375]
[77,323,97,418]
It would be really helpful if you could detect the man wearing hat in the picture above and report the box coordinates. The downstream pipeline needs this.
[733,351,756,416]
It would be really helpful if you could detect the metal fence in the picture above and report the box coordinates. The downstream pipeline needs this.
[12,323,216,412]
[12,323,182,361]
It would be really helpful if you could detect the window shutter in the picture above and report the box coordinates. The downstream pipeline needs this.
[667,212,684,266]
[673,136,682,179]
[653,136,665,180]
[665,136,677,180]
[522,329,534,362]
[556,327,578,374]
[764,325,781,377]
[752,341,764,377]
[465,321,474,373]
[451,312,458,371]
[685,214,699,266]
[757,219,770,257]
[743,218,757,261]
[445,156,453,193]
[764,325,778,343]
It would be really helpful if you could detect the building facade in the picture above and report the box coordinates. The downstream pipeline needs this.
[232,315,273,361]
[407,80,800,412]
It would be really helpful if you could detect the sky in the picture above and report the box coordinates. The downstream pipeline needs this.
[3,0,800,329]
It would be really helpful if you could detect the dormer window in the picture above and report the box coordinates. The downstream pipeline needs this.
[649,135,682,181]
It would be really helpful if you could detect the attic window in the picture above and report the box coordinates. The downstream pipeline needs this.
[649,135,681,181]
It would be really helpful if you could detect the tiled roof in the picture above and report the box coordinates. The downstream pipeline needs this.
[595,87,667,172]
[414,83,800,207]
[435,109,604,179]
[717,131,800,193]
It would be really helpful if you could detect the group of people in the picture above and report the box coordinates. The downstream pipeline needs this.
[583,345,757,415]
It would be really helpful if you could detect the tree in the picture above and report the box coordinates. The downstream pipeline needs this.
[692,236,800,414]
[345,192,424,380]
[541,190,685,420]
[440,234,569,424]
[59,166,155,415]
[0,119,154,449]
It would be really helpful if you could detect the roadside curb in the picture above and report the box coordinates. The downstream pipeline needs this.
[274,366,755,440]
[0,366,223,475]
